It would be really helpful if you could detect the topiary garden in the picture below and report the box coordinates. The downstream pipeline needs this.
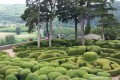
[0,39,120,80]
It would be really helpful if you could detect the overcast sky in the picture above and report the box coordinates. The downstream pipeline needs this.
[0,0,120,4]
[0,0,26,4]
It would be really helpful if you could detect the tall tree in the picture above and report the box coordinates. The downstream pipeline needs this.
[56,0,80,40]
[21,0,51,47]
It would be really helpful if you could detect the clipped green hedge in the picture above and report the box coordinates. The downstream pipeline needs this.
[48,72,62,80]
[0,75,4,80]
[39,74,48,80]
[36,66,55,75]
[26,73,39,80]
[83,74,96,79]
[60,63,79,70]
[55,67,67,75]
[19,61,34,69]
[55,75,71,80]
[97,72,111,77]
[19,69,31,80]
[84,52,98,62]
[4,75,17,80]
[66,70,78,78]
[89,76,112,80]
[37,53,57,60]
[67,46,86,56]
[71,77,87,80]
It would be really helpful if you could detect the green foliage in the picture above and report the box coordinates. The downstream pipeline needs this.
[71,77,87,80]
[31,65,39,72]
[17,51,30,58]
[83,74,96,79]
[48,72,62,80]
[55,67,67,75]
[4,75,17,80]
[36,66,55,75]
[0,66,19,75]
[5,69,21,76]
[60,63,79,70]
[97,72,111,77]
[89,76,112,80]
[87,46,102,54]
[19,61,34,69]
[26,73,39,80]
[55,75,71,80]
[84,52,98,62]
[37,53,57,60]
[0,75,4,80]
[39,74,48,80]
[77,69,88,77]
[19,69,31,80]
[66,70,78,78]
[67,46,86,56]
[5,35,16,44]
[16,27,21,35]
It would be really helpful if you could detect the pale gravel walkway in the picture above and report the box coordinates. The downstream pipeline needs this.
[2,49,15,57]
[112,75,120,80]
[1,48,120,80]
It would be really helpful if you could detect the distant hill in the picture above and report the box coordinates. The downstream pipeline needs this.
[0,4,26,26]
[0,1,120,27]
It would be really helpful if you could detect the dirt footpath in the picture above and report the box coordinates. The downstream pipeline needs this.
[2,49,15,57]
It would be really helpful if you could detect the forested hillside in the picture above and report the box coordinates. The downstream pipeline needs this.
[0,4,26,26]
[0,1,120,27]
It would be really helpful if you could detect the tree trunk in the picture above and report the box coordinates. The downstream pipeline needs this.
[85,17,91,34]
[74,17,78,40]
[85,0,91,35]
[46,20,49,39]
[81,17,85,45]
[49,15,52,47]
[37,0,41,48]
[37,25,41,48]
[101,18,105,40]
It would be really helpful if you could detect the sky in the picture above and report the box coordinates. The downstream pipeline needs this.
[0,0,120,4]
[0,0,26,4]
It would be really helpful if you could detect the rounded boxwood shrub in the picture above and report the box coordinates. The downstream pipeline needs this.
[48,72,62,80]
[83,74,96,79]
[97,72,111,77]
[36,66,55,75]
[19,69,31,80]
[10,72,19,79]
[87,46,102,54]
[31,65,39,72]
[60,63,79,70]
[84,52,98,62]
[55,75,71,80]
[16,51,29,58]
[89,76,111,80]
[66,70,78,78]
[0,75,4,80]
[26,73,39,80]
[77,69,88,77]
[5,68,21,76]
[67,46,86,56]
[4,75,17,80]
[37,53,57,60]
[71,77,87,80]
[0,66,20,75]
[19,61,34,69]
[55,67,67,75]
[39,74,48,80]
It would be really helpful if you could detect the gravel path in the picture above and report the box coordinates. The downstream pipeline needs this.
[2,49,15,57]
[112,75,120,80]
[1,48,120,80]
